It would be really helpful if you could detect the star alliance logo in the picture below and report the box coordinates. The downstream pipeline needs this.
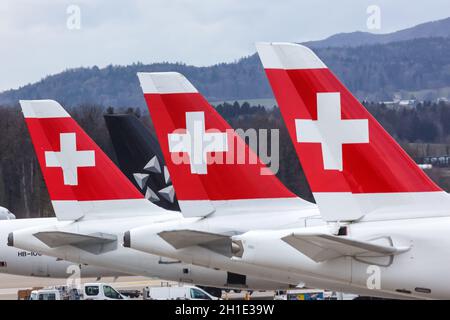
[132,155,176,204]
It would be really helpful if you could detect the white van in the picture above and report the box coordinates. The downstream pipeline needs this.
[83,283,127,300]
[144,285,218,300]
[30,289,61,300]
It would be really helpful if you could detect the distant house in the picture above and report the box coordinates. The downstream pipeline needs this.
[381,99,416,109]
[381,101,396,107]
[421,155,450,167]
[398,99,416,108]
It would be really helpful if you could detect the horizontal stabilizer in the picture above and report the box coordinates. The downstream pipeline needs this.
[282,232,410,262]
[158,229,229,249]
[34,231,117,255]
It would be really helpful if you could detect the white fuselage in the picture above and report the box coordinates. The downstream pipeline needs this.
[8,216,290,290]
[233,216,450,299]
[0,219,122,278]
[127,198,336,286]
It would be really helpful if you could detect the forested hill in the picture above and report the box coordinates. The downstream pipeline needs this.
[1,37,450,107]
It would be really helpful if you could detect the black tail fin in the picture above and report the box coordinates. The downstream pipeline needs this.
[104,114,180,211]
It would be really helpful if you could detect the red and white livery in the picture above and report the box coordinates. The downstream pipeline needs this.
[21,99,159,221]
[138,71,304,217]
[255,42,449,222]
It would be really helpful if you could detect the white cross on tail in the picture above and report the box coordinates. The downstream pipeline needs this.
[168,112,228,174]
[45,133,96,185]
[295,92,369,171]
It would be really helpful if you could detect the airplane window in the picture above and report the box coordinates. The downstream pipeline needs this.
[190,288,211,300]
[85,286,99,296]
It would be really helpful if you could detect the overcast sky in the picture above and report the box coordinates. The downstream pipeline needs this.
[0,0,449,91]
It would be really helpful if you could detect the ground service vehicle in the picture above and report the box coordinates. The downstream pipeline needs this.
[143,285,217,300]
[83,283,127,300]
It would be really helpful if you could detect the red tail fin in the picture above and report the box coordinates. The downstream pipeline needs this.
[137,72,302,217]
[20,100,164,220]
[256,42,447,221]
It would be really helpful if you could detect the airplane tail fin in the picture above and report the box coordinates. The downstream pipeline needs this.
[137,72,310,217]
[256,42,448,221]
[104,114,180,211]
[20,100,167,221]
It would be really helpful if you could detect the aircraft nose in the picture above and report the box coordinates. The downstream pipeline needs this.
[123,231,131,248]
[7,232,13,247]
